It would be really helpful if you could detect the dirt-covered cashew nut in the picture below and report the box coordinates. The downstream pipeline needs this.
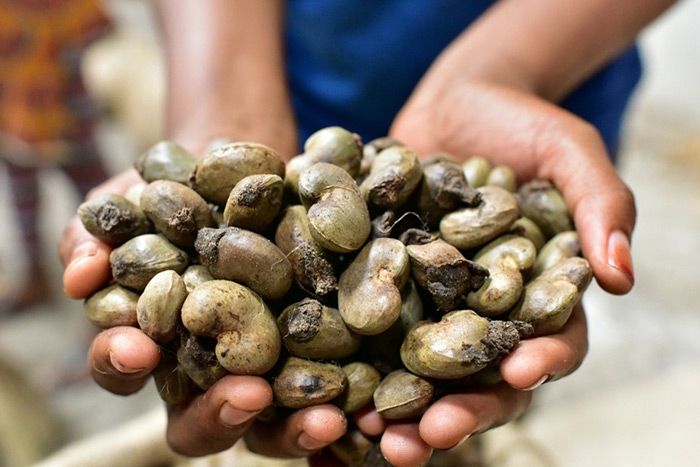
[78,193,152,246]
[404,230,489,313]
[181,280,281,375]
[360,136,404,178]
[274,204,340,297]
[140,180,215,248]
[285,126,364,194]
[298,162,371,253]
[509,256,593,336]
[517,179,573,238]
[530,230,581,279]
[440,185,520,250]
[338,237,410,335]
[195,226,293,300]
[277,298,361,360]
[134,140,198,184]
[413,157,482,229]
[359,145,423,211]
[176,329,229,391]
[136,270,188,343]
[190,142,286,206]
[466,234,537,317]
[223,173,285,233]
[401,309,522,379]
[373,369,435,420]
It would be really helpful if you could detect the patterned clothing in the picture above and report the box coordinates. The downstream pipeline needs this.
[0,0,111,165]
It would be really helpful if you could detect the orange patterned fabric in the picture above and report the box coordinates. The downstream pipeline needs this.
[0,0,111,148]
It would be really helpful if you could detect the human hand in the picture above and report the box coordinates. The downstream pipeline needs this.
[59,167,347,458]
[391,81,635,296]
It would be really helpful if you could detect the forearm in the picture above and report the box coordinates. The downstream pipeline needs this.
[423,0,677,102]
[153,0,298,158]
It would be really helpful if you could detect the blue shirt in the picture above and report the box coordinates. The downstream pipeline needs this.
[286,0,641,158]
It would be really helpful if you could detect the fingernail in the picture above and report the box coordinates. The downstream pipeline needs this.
[108,352,147,375]
[66,241,99,269]
[522,374,550,391]
[297,432,327,451]
[219,403,258,427]
[608,230,634,286]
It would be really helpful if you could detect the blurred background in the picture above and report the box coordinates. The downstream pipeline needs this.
[0,0,698,466]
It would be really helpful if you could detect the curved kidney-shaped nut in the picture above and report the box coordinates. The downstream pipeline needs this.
[298,162,371,253]
[285,126,363,194]
[195,226,293,300]
[401,309,521,379]
[338,238,410,335]
[440,185,520,250]
[181,280,281,375]
[508,216,547,251]
[462,156,492,188]
[467,235,538,317]
[509,256,592,336]
[335,362,383,414]
[359,145,423,210]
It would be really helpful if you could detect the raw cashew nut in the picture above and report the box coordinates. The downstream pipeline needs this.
[298,162,371,253]
[285,126,363,194]
[440,185,520,250]
[509,256,593,336]
[338,238,410,335]
[467,234,537,317]
[181,280,281,375]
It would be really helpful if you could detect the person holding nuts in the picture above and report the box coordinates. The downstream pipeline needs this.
[59,1,678,466]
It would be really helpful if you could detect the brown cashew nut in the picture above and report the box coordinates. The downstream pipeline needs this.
[359,145,423,211]
[466,234,537,317]
[440,185,520,250]
[285,126,364,194]
[298,162,372,253]
[181,280,281,375]
[338,237,410,335]
[509,256,593,336]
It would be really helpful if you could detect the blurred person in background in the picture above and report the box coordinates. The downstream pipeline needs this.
[0,0,112,312]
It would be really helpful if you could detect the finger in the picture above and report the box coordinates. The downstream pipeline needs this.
[501,304,588,390]
[166,375,273,457]
[354,403,386,438]
[60,168,146,299]
[532,116,636,295]
[380,421,433,467]
[89,326,161,395]
[418,382,532,451]
[244,404,347,458]
[61,216,113,299]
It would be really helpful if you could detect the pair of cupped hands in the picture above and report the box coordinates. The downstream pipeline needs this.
[59,82,635,467]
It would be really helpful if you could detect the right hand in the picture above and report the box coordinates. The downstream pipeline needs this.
[60,168,348,458]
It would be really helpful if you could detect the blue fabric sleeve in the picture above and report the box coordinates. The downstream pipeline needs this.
[286,0,642,159]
